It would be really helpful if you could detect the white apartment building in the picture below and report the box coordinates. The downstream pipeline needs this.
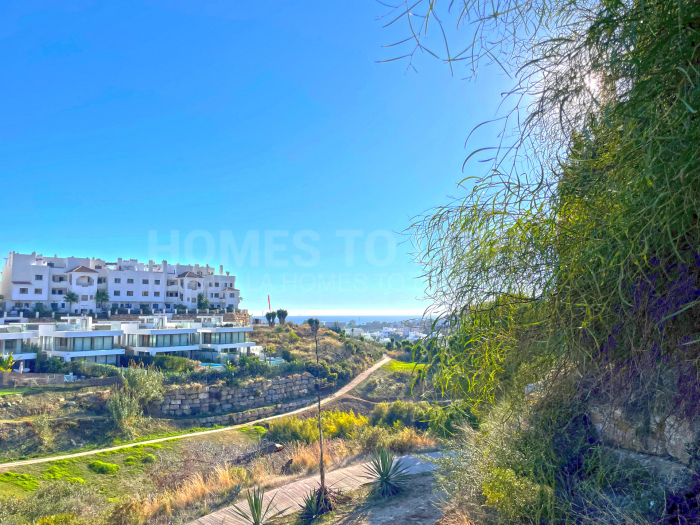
[1,251,242,314]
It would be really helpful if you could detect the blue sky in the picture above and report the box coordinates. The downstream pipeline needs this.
[0,1,512,317]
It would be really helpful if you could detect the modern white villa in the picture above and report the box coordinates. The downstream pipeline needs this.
[37,316,125,365]
[0,313,257,371]
[0,251,242,314]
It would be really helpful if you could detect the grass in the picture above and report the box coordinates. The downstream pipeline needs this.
[382,360,425,372]
[0,432,254,500]
[0,388,33,396]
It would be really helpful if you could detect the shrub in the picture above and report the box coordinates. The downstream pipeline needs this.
[268,410,368,444]
[121,365,165,407]
[363,448,410,498]
[106,389,141,434]
[281,348,296,362]
[88,460,121,474]
[371,400,432,430]
[287,330,301,344]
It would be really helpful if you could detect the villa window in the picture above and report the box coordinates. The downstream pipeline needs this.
[168,280,176,286]
[142,279,149,285]
[154,292,160,297]
[127,291,134,297]
[35,275,43,281]
[98,277,106,284]
[114,278,121,283]
[155,280,160,285]
[142,291,149,297]
[215,282,219,287]
[114,291,121,296]
[19,288,28,294]
[229,293,235,298]
[34,288,42,294]
[127,279,134,284]
[81,295,88,301]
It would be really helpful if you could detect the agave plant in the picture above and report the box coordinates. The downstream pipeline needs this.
[363,448,410,498]
[231,487,286,525]
[298,485,345,522]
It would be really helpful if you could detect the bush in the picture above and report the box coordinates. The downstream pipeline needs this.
[106,389,141,434]
[121,365,165,407]
[235,356,271,378]
[119,354,198,372]
[287,330,301,344]
[281,348,296,362]
[88,460,121,474]
[371,400,432,430]
[268,410,368,444]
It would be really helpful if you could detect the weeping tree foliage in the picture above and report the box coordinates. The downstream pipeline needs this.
[379,0,700,410]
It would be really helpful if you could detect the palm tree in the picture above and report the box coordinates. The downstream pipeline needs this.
[95,290,110,311]
[276,309,288,325]
[307,318,326,492]
[0,354,15,372]
[265,311,277,327]
[64,291,79,314]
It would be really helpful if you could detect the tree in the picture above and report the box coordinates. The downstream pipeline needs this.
[95,291,110,311]
[64,292,79,313]
[0,354,15,372]
[197,293,210,310]
[265,311,277,327]
[276,309,288,325]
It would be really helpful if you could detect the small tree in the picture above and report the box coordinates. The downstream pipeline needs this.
[265,311,277,327]
[95,290,110,311]
[64,292,79,313]
[276,309,288,325]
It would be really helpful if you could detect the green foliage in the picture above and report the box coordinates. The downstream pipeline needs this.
[298,486,336,522]
[267,410,368,444]
[105,389,141,434]
[232,487,285,525]
[482,468,553,521]
[0,354,14,372]
[287,331,300,345]
[0,471,39,491]
[276,309,288,324]
[121,364,165,407]
[363,448,410,498]
[87,461,121,475]
[370,400,431,430]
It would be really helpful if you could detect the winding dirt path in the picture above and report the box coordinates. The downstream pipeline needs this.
[0,356,391,470]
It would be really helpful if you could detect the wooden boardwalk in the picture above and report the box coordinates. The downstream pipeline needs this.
[191,453,441,525]
[0,356,391,470]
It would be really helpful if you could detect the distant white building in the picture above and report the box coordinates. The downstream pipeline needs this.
[1,251,242,314]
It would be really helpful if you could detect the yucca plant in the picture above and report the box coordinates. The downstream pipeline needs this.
[298,485,344,522]
[363,448,410,498]
[231,487,285,525]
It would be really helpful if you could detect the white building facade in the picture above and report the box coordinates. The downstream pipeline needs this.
[1,251,242,314]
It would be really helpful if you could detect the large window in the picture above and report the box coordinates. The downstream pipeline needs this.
[35,275,43,281]
[19,288,28,294]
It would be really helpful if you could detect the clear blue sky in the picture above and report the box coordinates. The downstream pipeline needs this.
[0,1,511,317]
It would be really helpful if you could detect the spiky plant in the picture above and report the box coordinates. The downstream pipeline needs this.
[231,487,285,525]
[363,448,410,498]
[298,485,345,522]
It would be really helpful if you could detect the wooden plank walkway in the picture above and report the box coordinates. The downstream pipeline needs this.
[0,356,391,470]
[191,453,441,525]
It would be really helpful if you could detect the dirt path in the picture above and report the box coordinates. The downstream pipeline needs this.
[0,356,391,470]
[191,453,442,525]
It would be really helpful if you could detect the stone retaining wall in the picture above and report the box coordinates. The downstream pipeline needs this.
[152,372,314,417]
[171,398,315,428]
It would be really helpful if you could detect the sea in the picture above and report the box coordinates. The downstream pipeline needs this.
[250,314,426,326]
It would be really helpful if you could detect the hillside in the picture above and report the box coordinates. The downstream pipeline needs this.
[251,322,383,368]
